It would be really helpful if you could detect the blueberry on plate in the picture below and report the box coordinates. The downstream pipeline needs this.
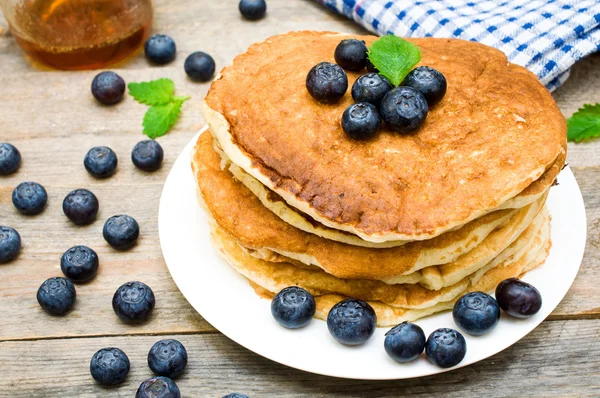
[63,189,99,225]
[223,394,249,398]
[403,66,447,106]
[60,245,99,283]
[425,328,466,368]
[136,376,180,398]
[145,34,177,65]
[103,215,140,250]
[366,59,379,73]
[0,226,21,264]
[327,299,376,345]
[132,140,164,172]
[184,51,216,82]
[306,62,348,104]
[341,102,381,141]
[453,291,500,335]
[112,281,155,322]
[334,39,368,71]
[384,321,426,363]
[271,286,316,329]
[90,347,130,386]
[37,277,76,315]
[12,181,47,215]
[0,143,21,175]
[84,146,118,178]
[91,71,125,105]
[495,278,542,318]
[148,339,188,379]
[380,86,428,133]
[351,73,393,107]
[239,0,267,20]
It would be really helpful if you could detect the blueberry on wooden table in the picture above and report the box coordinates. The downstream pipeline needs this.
[327,299,376,345]
[341,102,381,141]
[0,226,21,264]
[453,291,500,335]
[90,347,130,386]
[351,72,393,107]
[384,321,426,363]
[148,339,188,378]
[306,62,348,104]
[425,328,466,368]
[239,0,267,20]
[334,39,369,71]
[145,34,177,65]
[380,86,428,133]
[223,394,249,398]
[403,66,447,107]
[132,140,164,172]
[112,281,155,323]
[136,376,181,398]
[12,181,47,215]
[84,146,118,178]
[184,51,216,82]
[91,71,125,105]
[36,277,76,315]
[60,245,99,283]
[0,143,21,175]
[63,189,99,225]
[495,278,542,318]
[103,215,140,250]
[271,286,316,329]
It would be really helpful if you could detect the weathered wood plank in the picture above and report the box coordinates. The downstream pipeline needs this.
[1,320,599,397]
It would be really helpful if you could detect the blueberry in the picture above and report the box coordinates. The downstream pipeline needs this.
[136,376,181,398]
[239,0,267,20]
[403,66,447,106]
[148,339,188,378]
[327,299,376,345]
[0,226,21,264]
[184,51,216,82]
[384,321,426,363]
[103,215,140,250]
[84,146,118,178]
[366,59,379,73]
[351,73,393,107]
[90,347,130,386]
[334,39,368,71]
[425,328,466,368]
[145,34,177,65]
[60,245,99,283]
[453,291,500,335]
[495,278,542,318]
[306,62,348,104]
[341,103,381,140]
[91,71,125,105]
[12,181,47,215]
[112,281,155,322]
[271,286,316,329]
[132,140,164,172]
[63,189,99,225]
[0,143,21,175]
[36,277,76,315]
[223,394,249,398]
[380,86,428,133]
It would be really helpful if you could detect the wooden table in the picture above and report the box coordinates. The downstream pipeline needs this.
[1,1,599,396]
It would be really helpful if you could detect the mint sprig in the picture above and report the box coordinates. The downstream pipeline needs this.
[567,103,600,142]
[367,35,421,86]
[128,78,189,139]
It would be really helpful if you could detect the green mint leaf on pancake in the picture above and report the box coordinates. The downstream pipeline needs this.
[142,96,189,139]
[128,78,175,105]
[367,35,421,86]
[567,103,600,142]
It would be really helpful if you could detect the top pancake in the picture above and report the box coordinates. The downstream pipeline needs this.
[203,31,566,242]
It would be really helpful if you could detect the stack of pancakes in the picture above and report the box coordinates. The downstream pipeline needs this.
[193,31,566,326]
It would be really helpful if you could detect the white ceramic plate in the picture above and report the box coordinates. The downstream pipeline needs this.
[159,129,587,380]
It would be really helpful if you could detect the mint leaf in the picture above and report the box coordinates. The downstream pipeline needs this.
[367,35,421,86]
[568,104,600,142]
[142,97,189,139]
[128,78,175,105]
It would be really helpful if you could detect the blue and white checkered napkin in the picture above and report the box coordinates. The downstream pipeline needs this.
[316,0,600,91]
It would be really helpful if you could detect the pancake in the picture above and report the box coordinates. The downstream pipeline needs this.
[193,132,548,281]
[212,215,551,326]
[203,31,566,243]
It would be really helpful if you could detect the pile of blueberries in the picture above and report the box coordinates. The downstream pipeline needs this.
[272,278,542,368]
[305,39,447,140]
